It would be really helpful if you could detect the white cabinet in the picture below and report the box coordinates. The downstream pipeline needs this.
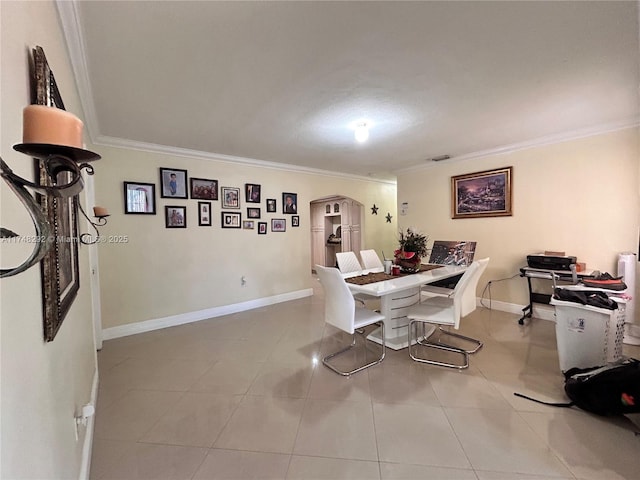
[310,197,363,271]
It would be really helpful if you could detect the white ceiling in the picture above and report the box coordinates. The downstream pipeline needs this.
[65,1,639,179]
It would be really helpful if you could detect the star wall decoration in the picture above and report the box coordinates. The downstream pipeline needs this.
[386,213,392,223]
[371,204,378,215]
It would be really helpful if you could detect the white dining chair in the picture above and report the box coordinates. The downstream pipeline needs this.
[406,261,480,369]
[360,249,384,273]
[335,251,364,278]
[420,257,489,354]
[315,265,386,376]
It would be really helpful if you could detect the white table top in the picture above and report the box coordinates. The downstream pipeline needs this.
[346,264,467,297]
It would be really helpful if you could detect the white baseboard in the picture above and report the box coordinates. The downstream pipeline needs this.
[476,297,555,322]
[78,369,99,480]
[102,288,314,340]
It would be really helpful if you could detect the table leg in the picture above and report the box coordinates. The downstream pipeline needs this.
[366,287,436,350]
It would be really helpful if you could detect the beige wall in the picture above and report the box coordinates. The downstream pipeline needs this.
[1,1,98,478]
[397,128,640,315]
[94,146,397,330]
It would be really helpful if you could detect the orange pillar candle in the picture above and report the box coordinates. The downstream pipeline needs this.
[23,105,83,148]
[93,206,109,217]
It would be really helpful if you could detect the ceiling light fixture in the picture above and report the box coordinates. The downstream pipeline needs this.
[354,122,369,143]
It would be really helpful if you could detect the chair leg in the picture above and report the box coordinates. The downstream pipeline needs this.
[322,322,385,376]
[437,326,483,354]
[408,320,469,370]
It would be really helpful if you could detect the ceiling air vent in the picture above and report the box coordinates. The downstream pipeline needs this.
[430,155,451,162]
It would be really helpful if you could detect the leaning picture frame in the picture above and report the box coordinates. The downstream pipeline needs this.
[124,181,156,214]
[451,166,512,219]
[160,167,188,199]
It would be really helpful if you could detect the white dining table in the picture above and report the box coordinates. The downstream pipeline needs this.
[346,265,467,350]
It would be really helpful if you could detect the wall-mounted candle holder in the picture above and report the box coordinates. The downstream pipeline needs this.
[78,204,110,245]
[0,142,100,278]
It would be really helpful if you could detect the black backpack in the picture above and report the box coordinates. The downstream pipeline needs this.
[515,358,640,416]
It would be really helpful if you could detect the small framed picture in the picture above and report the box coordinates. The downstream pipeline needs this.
[243,220,255,230]
[271,218,286,232]
[266,198,276,213]
[247,207,261,219]
[221,187,240,209]
[245,183,261,203]
[165,205,187,228]
[258,222,267,235]
[160,168,188,199]
[221,211,241,228]
[282,192,297,214]
[198,201,212,226]
[190,178,218,200]
[124,181,156,214]
[292,215,300,227]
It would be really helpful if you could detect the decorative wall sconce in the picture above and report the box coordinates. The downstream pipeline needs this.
[0,105,101,278]
[78,204,110,245]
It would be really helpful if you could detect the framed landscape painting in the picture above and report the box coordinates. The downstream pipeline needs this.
[451,166,512,219]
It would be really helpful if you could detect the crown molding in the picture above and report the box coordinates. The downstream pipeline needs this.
[56,0,100,142]
[93,134,397,185]
[396,117,640,175]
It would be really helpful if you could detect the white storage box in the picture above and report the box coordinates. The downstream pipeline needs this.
[550,298,625,372]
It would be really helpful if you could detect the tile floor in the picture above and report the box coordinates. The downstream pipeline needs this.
[92,282,640,479]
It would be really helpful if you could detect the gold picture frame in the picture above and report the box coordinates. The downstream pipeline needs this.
[451,166,512,219]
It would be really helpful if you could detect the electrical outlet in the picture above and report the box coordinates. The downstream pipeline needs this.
[241,276,246,286]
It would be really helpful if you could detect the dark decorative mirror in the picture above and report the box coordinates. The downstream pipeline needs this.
[33,46,80,342]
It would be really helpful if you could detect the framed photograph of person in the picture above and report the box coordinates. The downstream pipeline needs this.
[258,222,267,235]
[243,220,255,230]
[271,218,286,232]
[292,215,300,227]
[247,207,260,219]
[282,192,297,214]
[165,206,187,228]
[190,177,218,200]
[221,187,240,209]
[198,201,212,226]
[124,181,156,214]
[245,183,261,203]
[266,198,276,213]
[221,211,241,228]
[160,167,188,199]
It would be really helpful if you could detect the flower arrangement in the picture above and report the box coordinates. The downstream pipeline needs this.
[394,228,429,272]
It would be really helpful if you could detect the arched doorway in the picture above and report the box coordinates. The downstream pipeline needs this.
[309,195,364,272]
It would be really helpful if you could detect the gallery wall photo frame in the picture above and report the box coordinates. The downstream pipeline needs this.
[258,222,267,235]
[190,177,218,200]
[221,186,240,209]
[243,220,255,230]
[124,181,156,214]
[165,205,187,228]
[292,215,300,227]
[247,207,260,219]
[245,183,261,203]
[198,201,212,226]
[221,211,241,228]
[282,192,297,214]
[160,167,188,199]
[451,166,512,219]
[266,198,276,213]
[271,218,286,232]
